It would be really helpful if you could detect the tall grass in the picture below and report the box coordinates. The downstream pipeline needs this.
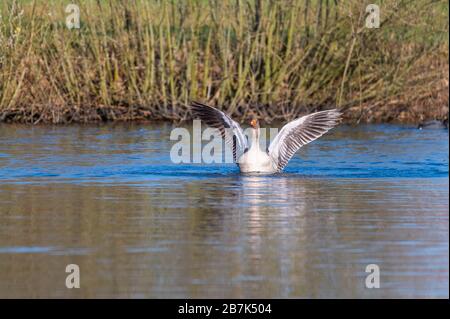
[0,0,448,124]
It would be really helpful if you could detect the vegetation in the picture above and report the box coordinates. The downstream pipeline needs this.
[0,0,448,124]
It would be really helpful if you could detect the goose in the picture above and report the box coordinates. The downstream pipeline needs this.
[191,101,342,174]
[417,118,448,129]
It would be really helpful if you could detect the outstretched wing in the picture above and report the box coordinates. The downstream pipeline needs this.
[268,109,342,172]
[191,101,248,161]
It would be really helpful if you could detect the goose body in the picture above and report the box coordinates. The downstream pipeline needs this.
[237,136,277,173]
[191,101,342,174]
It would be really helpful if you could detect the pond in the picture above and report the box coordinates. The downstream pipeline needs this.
[0,123,448,298]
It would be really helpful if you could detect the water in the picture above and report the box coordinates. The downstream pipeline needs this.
[0,123,448,298]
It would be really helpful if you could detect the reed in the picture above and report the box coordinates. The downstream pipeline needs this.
[0,0,448,124]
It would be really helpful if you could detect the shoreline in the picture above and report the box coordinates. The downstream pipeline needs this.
[0,104,447,126]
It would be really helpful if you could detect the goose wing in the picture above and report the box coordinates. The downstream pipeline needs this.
[268,109,342,172]
[191,101,248,161]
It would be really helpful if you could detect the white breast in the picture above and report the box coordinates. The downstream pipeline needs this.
[237,148,277,173]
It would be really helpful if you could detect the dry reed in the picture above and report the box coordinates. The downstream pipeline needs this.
[0,0,448,124]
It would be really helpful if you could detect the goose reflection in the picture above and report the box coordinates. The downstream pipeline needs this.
[237,175,306,212]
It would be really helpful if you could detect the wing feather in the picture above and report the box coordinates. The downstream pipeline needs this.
[268,109,342,172]
[191,101,248,161]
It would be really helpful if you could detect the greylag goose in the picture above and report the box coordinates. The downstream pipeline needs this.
[417,118,448,129]
[191,101,342,173]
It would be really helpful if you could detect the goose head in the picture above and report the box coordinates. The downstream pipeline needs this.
[250,118,259,129]
[249,118,260,145]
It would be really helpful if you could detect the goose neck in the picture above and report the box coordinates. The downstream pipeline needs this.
[251,127,260,150]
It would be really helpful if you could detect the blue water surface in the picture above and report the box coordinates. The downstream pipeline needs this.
[0,123,448,183]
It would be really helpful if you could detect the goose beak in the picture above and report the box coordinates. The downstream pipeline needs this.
[250,119,258,128]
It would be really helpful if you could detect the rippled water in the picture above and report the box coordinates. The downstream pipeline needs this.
[0,123,448,298]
